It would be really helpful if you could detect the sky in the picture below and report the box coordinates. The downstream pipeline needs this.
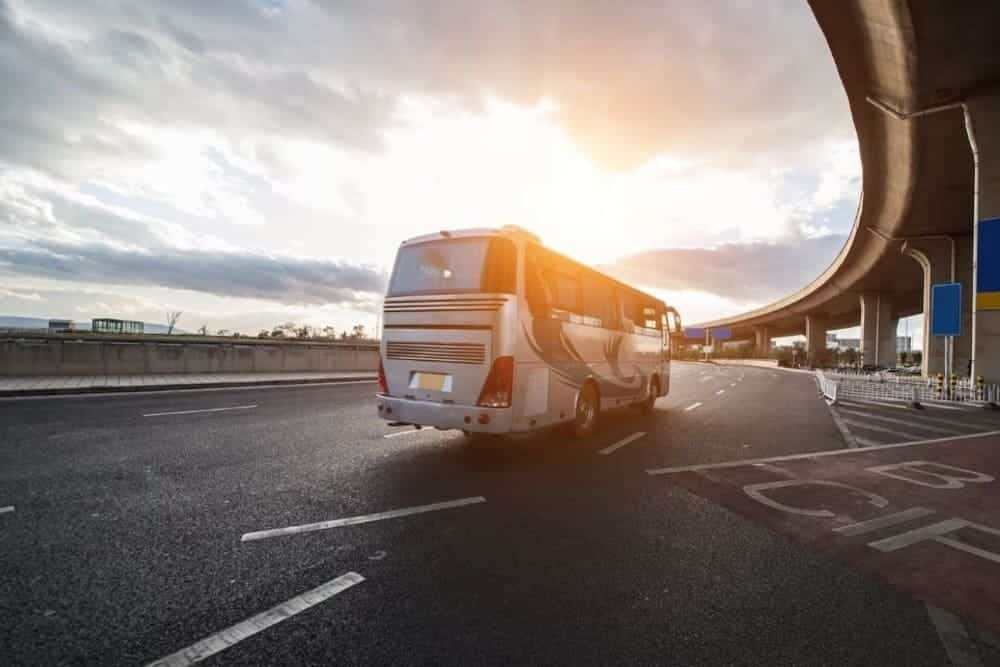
[0,0,866,336]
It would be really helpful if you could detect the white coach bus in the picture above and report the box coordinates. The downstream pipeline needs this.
[376,226,682,438]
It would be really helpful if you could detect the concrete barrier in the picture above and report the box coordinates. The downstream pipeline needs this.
[0,333,380,376]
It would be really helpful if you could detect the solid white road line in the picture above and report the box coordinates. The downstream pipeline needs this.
[834,507,936,536]
[700,376,713,382]
[1,380,377,403]
[838,409,968,436]
[716,389,725,395]
[142,404,258,418]
[684,402,703,412]
[383,428,424,439]
[839,399,910,411]
[926,604,985,667]
[598,432,646,455]
[730,383,737,387]
[841,419,927,442]
[646,429,1000,475]
[145,572,364,667]
[0,505,13,514]
[853,436,883,448]
[843,404,988,431]
[241,496,486,542]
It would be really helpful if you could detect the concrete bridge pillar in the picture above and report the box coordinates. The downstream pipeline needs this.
[805,314,827,368]
[902,236,973,378]
[859,293,897,367]
[753,326,771,357]
[969,91,1000,384]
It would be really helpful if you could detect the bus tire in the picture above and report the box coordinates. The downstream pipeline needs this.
[639,377,659,415]
[573,382,599,438]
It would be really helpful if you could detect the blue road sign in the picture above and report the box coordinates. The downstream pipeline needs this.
[710,327,732,341]
[977,218,1000,310]
[931,282,962,337]
[684,327,706,340]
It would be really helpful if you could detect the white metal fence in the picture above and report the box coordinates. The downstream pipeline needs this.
[815,369,1000,404]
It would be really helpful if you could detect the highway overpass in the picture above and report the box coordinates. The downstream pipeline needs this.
[694,0,1000,382]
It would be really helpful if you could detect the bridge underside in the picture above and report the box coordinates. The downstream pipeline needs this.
[693,1,1000,380]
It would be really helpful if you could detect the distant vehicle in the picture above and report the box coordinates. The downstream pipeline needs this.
[376,226,683,438]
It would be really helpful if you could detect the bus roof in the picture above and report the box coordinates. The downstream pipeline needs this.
[397,226,666,309]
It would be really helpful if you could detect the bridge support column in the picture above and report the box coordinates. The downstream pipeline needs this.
[969,92,1000,384]
[859,293,897,367]
[753,326,771,357]
[805,315,827,368]
[902,236,973,378]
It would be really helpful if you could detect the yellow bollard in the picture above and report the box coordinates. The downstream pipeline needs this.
[977,375,985,400]
[936,373,944,399]
[950,373,958,401]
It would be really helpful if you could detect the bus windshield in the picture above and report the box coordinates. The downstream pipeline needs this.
[387,237,516,296]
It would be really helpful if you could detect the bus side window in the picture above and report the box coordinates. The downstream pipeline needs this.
[618,290,638,332]
[525,245,550,318]
[643,302,660,330]
[583,277,617,329]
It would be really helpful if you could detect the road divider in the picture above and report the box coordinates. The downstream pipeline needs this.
[142,404,258,418]
[598,432,646,455]
[241,496,486,542]
[145,572,364,666]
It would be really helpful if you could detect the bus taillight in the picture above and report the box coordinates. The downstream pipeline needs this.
[377,359,389,395]
[477,356,514,408]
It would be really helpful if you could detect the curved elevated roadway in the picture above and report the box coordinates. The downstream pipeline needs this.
[695,0,1000,381]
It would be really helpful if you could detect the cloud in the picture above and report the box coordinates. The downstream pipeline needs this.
[3,0,849,176]
[0,286,44,301]
[0,0,395,180]
[601,235,847,302]
[0,240,387,306]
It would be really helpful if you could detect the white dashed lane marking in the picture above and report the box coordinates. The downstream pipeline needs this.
[684,402,703,412]
[241,496,486,542]
[598,432,646,456]
[716,389,725,395]
[0,505,13,514]
[145,572,364,667]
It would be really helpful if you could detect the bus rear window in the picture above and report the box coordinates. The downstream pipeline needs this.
[387,237,516,296]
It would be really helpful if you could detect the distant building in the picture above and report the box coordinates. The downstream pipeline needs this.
[825,334,912,353]
[92,318,144,335]
[47,319,74,332]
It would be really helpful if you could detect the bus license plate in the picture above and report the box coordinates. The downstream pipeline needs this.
[410,372,451,392]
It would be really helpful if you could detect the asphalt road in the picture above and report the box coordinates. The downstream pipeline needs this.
[0,363,976,665]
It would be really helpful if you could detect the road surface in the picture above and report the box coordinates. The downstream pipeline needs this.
[1,362,996,665]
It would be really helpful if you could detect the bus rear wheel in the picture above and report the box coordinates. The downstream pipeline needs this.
[639,377,658,415]
[573,383,599,438]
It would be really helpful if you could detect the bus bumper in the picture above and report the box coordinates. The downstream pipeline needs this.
[376,395,513,434]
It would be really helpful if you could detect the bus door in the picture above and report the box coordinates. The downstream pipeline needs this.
[663,307,682,363]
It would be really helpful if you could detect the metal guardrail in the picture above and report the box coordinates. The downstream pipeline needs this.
[815,370,1000,404]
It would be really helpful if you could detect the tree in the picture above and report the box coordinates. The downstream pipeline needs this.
[295,325,313,338]
[257,329,270,338]
[322,326,337,339]
[350,324,366,339]
[166,311,182,335]
[197,324,208,336]
[271,321,295,338]
[216,329,230,336]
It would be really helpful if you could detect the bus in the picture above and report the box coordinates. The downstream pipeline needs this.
[376,226,683,438]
